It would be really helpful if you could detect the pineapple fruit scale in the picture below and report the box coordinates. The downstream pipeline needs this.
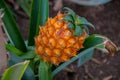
[35,8,87,65]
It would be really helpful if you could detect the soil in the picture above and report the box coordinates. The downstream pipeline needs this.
[5,0,120,80]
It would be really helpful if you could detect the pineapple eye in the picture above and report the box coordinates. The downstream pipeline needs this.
[44,48,52,57]
[42,37,48,45]
[48,38,56,48]
[56,39,66,48]
[63,30,72,40]
[68,38,76,47]
[53,49,61,57]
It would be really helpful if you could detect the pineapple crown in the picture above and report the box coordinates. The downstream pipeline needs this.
[63,7,95,37]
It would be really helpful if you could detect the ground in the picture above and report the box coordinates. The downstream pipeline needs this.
[5,0,120,80]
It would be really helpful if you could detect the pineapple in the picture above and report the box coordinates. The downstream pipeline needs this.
[35,8,94,65]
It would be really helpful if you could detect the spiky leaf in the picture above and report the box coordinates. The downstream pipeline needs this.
[81,25,89,34]
[74,26,83,37]
[64,7,76,19]
[84,34,105,48]
[64,7,75,15]
[67,23,74,29]
[63,14,74,22]
[77,16,95,29]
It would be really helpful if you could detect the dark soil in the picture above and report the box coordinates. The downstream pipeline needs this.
[11,0,120,80]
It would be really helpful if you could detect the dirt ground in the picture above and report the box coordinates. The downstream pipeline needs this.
[5,0,120,80]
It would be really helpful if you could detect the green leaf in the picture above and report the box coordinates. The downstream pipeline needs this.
[16,0,30,16]
[39,0,49,26]
[82,25,89,34]
[28,0,41,46]
[77,16,95,29]
[9,53,35,80]
[74,26,83,37]
[20,50,36,60]
[85,35,117,55]
[67,23,74,29]
[0,0,27,52]
[83,34,109,54]
[2,61,29,80]
[28,0,49,46]
[64,7,76,19]
[5,44,24,56]
[64,7,75,15]
[77,49,94,67]
[84,34,105,48]
[39,60,53,80]
[62,14,74,22]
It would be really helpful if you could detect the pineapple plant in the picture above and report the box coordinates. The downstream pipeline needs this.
[0,0,118,80]
[35,8,95,65]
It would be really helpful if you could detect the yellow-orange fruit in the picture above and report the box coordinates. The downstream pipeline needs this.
[35,13,86,65]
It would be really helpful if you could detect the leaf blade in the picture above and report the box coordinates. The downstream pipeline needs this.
[9,53,35,80]
[28,0,49,46]
[62,14,74,23]
[5,44,24,56]
[77,17,95,29]
[0,0,27,52]
[74,26,83,37]
[2,61,29,80]
[39,60,53,80]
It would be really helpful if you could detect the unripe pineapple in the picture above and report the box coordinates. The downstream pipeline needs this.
[35,8,94,65]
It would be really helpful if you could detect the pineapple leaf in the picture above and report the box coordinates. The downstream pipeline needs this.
[2,61,30,80]
[74,26,83,37]
[81,25,89,34]
[77,48,94,67]
[83,34,105,48]
[68,23,75,29]
[64,7,76,19]
[28,0,41,46]
[64,7,75,15]
[5,44,24,56]
[28,0,49,46]
[39,60,53,80]
[77,16,95,29]
[39,0,49,26]
[9,53,35,80]
[0,0,27,52]
[20,50,36,60]
[62,14,74,23]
